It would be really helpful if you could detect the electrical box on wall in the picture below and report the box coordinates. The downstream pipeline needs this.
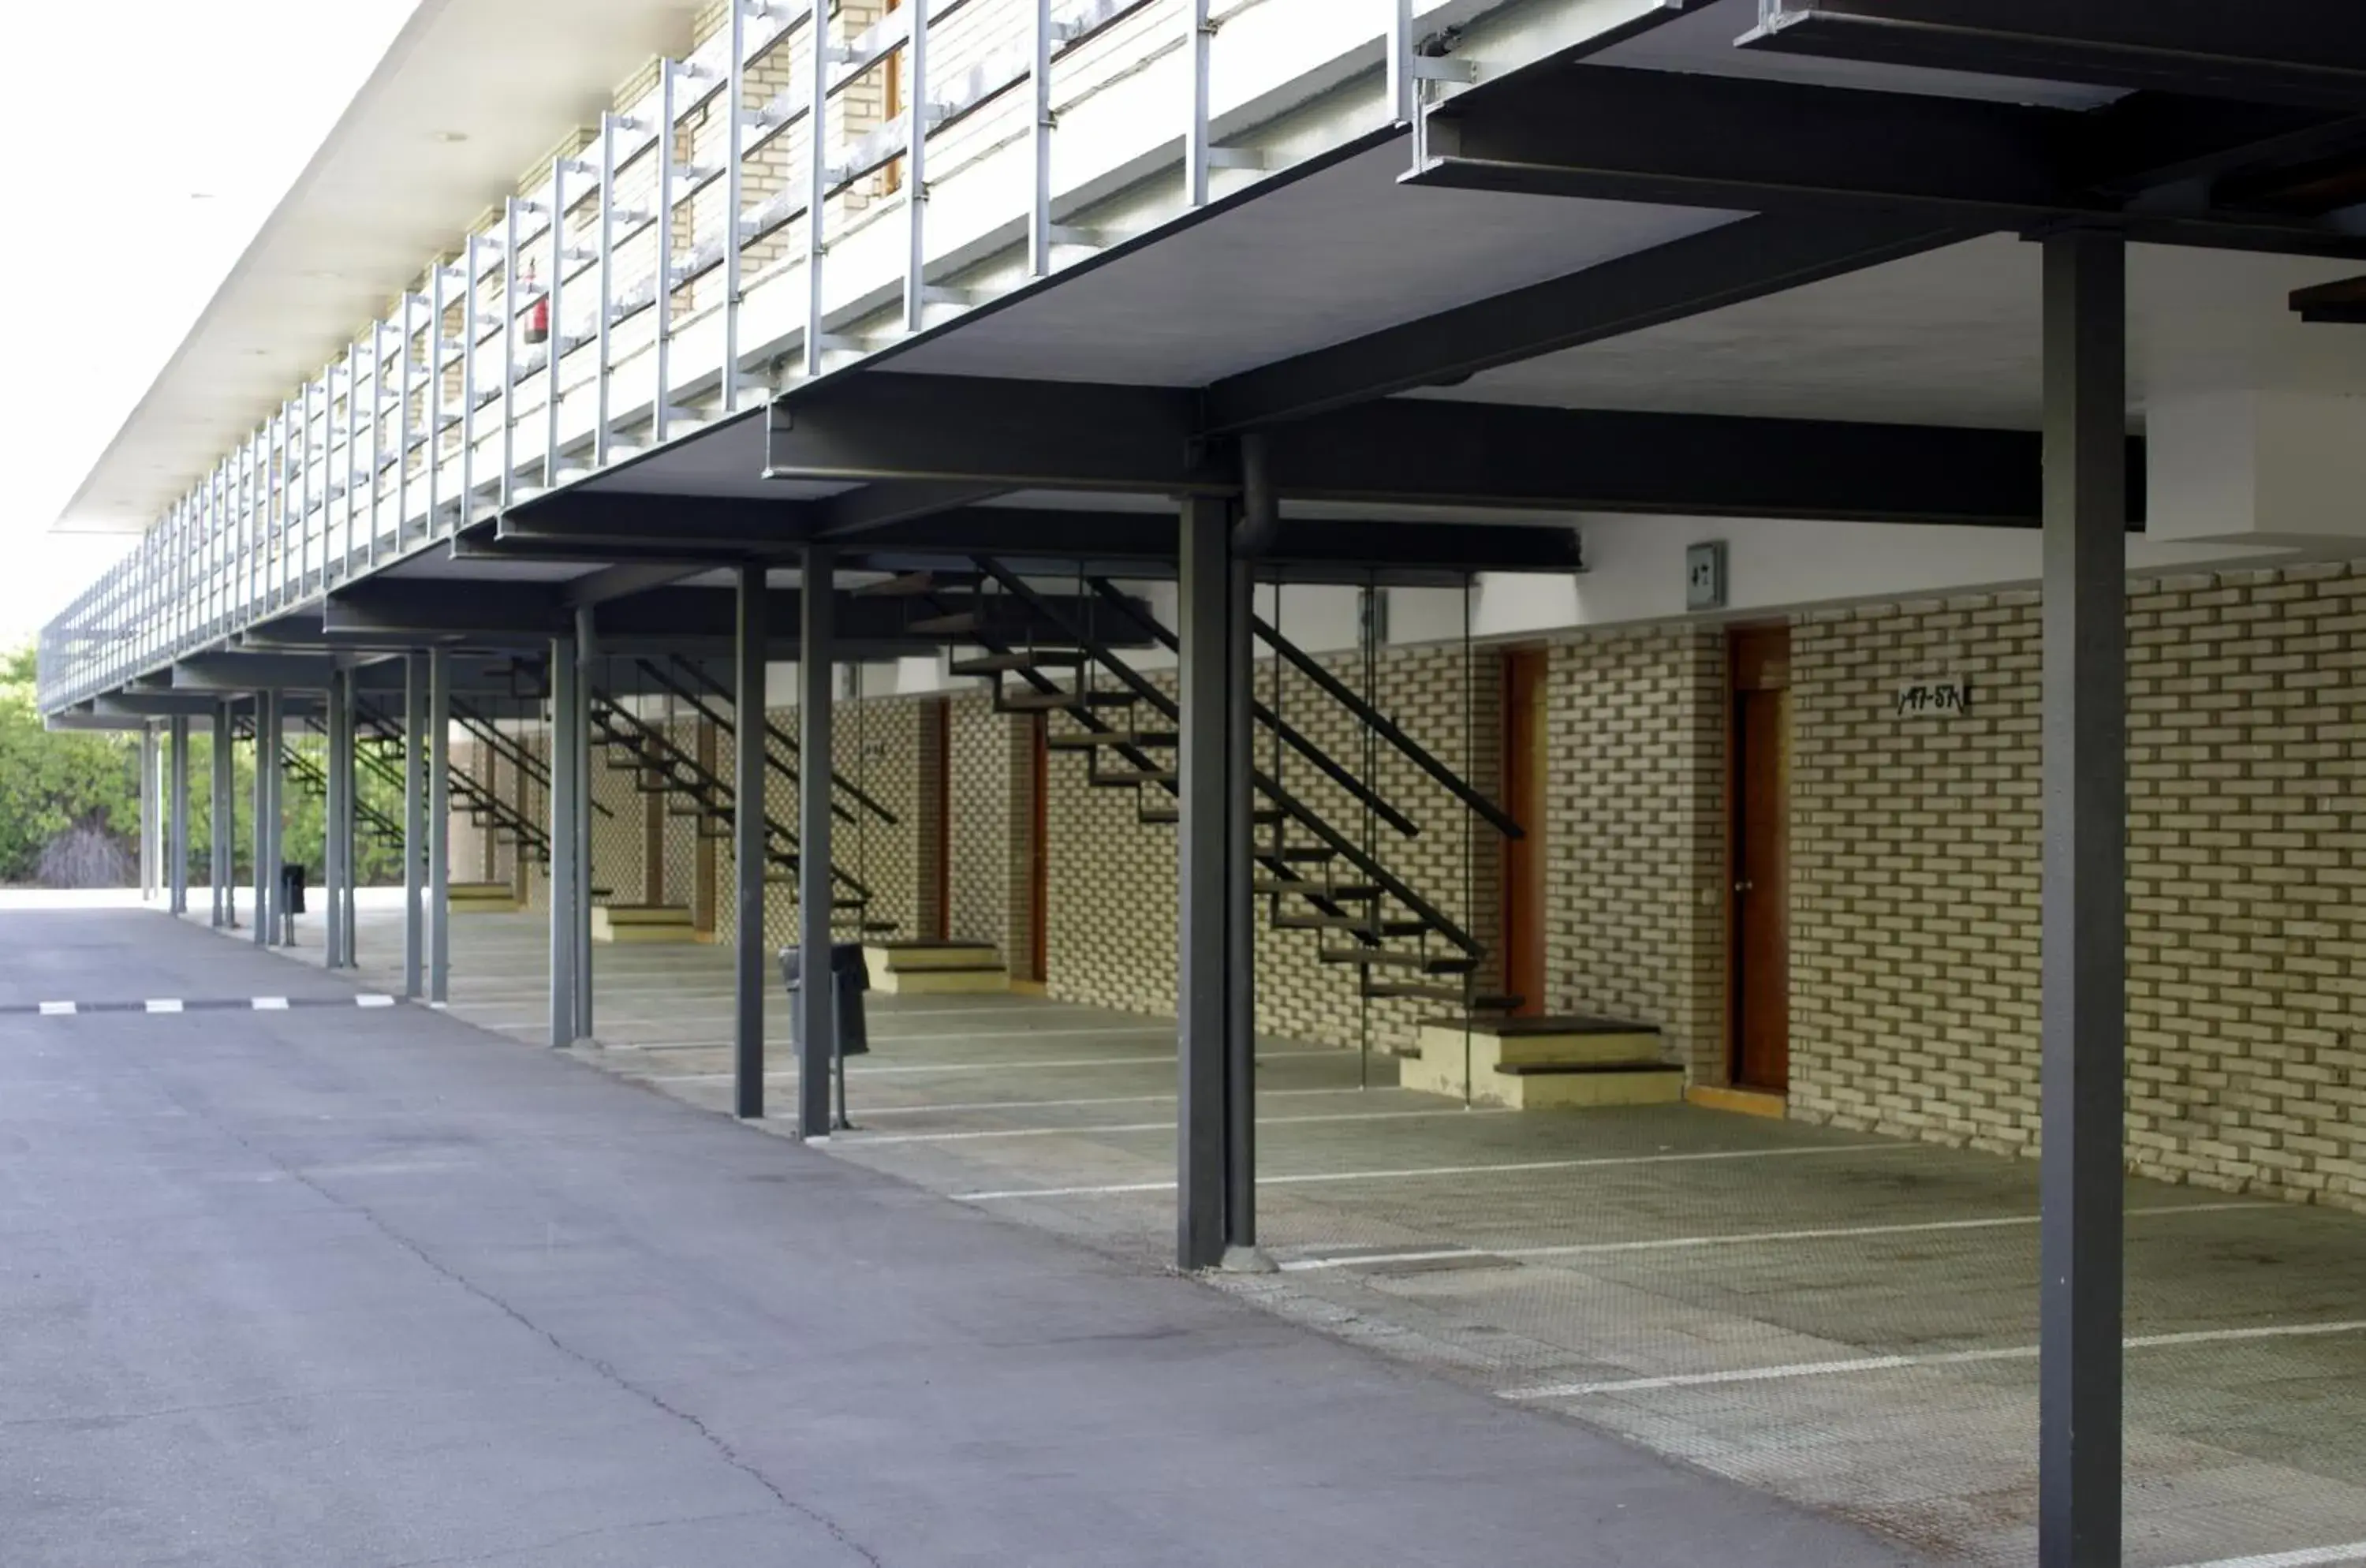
[1685,540,1728,611]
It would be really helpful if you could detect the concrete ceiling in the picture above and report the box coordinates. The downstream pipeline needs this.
[60,0,707,535]
[1419,237,2366,430]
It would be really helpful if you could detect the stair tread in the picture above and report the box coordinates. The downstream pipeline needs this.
[1045,730,1177,750]
[1256,879,1379,900]
[948,651,1087,673]
[998,689,1137,712]
[1321,948,1477,974]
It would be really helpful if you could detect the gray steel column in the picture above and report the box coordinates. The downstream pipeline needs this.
[338,674,357,967]
[167,716,190,916]
[2037,227,2127,1568]
[403,652,427,996]
[139,725,158,902]
[428,648,452,1004]
[573,612,596,1040]
[249,698,268,944]
[1177,495,1230,1271]
[260,693,285,946]
[795,549,834,1137]
[548,636,579,1048]
[735,565,770,1120]
[323,671,345,969]
[211,702,233,927]
[1223,552,1259,1257]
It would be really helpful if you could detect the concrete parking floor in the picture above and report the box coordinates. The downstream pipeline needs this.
[6,902,1916,1568]
[243,899,2366,1567]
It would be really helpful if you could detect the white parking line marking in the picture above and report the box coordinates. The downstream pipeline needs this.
[144,999,184,1014]
[853,1086,1414,1118]
[1501,1318,2366,1401]
[647,1048,1340,1084]
[840,1107,1503,1147]
[2164,1542,2366,1568]
[252,997,289,1010]
[1277,1201,2270,1273]
[357,995,397,1008]
[954,1141,1910,1202]
[38,1002,75,1016]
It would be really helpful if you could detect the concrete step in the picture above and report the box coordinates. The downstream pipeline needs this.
[592,904,698,945]
[860,940,1009,996]
[449,881,521,914]
[1399,1015,1676,1110]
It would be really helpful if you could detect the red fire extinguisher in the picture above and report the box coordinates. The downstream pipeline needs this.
[524,260,550,345]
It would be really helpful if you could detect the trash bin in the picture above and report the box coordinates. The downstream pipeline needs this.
[278,863,307,945]
[778,942,871,1058]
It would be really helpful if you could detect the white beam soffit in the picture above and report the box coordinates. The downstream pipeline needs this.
[58,0,707,536]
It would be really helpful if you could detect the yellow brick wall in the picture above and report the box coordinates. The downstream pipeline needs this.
[1791,562,2366,1213]
[946,690,1030,964]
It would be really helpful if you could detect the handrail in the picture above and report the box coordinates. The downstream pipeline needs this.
[1060,571,1422,839]
[636,655,899,828]
[588,685,877,902]
[1248,612,1524,841]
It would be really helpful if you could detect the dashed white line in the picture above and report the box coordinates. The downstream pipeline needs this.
[356,995,396,1008]
[144,999,183,1014]
[38,1002,75,1016]
[953,1141,1910,1202]
[252,997,289,1011]
[1501,1317,2366,1401]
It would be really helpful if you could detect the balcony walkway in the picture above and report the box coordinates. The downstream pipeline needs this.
[2,903,1908,1568]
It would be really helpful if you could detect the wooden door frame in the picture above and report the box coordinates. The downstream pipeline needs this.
[1499,646,1550,1017]
[1725,625,1791,1090]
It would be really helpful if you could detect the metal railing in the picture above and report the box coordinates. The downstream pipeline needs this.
[39,0,1466,715]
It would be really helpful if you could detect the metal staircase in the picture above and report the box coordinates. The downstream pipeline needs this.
[894,559,1526,1016]
[584,659,899,935]
[352,696,566,870]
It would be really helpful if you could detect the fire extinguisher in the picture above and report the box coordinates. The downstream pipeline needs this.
[524,259,550,345]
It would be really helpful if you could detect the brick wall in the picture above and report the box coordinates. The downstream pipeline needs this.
[946,691,1029,964]
[1039,641,1507,1055]
[1790,562,2366,1214]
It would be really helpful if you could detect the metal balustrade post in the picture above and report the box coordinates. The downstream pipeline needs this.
[595,114,619,466]
[502,198,522,510]
[725,0,748,409]
[804,0,830,379]
[656,64,680,441]
[2037,226,2128,1568]
[1030,0,1053,276]
[404,652,428,996]
[429,647,452,1004]
[1387,0,1415,125]
[796,546,835,1137]
[462,236,484,517]
[369,327,386,567]
[904,0,931,333]
[397,299,416,546]
[342,349,361,579]
[545,159,566,485]
[427,267,446,537]
[1186,0,1212,207]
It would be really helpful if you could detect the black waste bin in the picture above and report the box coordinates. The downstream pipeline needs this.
[778,943,871,1058]
[278,863,307,945]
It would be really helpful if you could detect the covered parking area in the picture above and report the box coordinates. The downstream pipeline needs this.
[92,2,2366,1564]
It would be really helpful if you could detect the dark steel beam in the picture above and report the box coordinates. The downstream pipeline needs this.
[763,374,1222,492]
[1413,66,2366,259]
[170,652,336,692]
[563,561,710,609]
[1744,0,2366,114]
[1273,399,2145,527]
[815,479,1013,536]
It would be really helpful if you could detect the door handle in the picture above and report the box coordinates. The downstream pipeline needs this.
[1734,880,1754,894]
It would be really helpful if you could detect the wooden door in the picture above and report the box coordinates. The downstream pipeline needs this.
[1500,648,1551,1016]
[1028,714,1049,982]
[1729,629,1791,1092]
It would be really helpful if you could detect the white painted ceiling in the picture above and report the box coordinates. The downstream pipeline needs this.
[62,0,707,534]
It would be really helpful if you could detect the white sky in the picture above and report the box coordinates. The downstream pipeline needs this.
[0,0,422,648]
